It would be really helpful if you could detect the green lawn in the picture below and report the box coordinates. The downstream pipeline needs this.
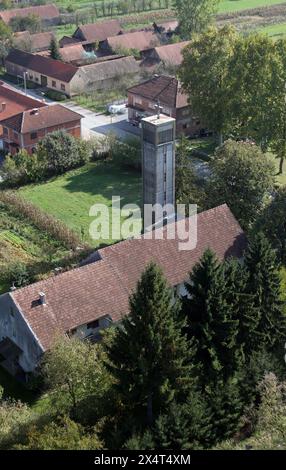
[20,161,142,247]
[257,21,286,39]
[218,0,286,13]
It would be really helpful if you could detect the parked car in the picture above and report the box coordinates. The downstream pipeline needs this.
[107,103,127,114]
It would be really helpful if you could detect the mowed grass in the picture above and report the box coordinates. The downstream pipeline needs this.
[20,162,142,247]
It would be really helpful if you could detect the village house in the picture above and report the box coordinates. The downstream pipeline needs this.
[5,48,140,95]
[143,41,190,69]
[0,81,46,149]
[0,4,60,26]
[102,30,161,56]
[71,19,122,51]
[5,49,86,97]
[127,75,204,137]
[13,31,56,53]
[1,103,82,154]
[0,204,246,379]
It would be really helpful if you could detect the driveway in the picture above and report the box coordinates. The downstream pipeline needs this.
[62,101,141,141]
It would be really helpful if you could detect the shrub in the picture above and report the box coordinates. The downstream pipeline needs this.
[0,150,45,187]
[107,134,141,171]
[7,262,31,288]
[37,131,91,175]
[44,90,67,101]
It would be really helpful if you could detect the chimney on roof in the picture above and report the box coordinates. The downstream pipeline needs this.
[30,108,39,115]
[0,102,6,112]
[39,292,46,305]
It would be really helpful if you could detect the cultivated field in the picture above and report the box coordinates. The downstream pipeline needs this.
[0,202,71,293]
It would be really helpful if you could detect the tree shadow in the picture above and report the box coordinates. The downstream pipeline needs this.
[64,161,142,207]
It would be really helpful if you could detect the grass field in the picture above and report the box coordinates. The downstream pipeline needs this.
[20,161,142,247]
[218,0,286,13]
[52,0,286,14]
[258,21,286,39]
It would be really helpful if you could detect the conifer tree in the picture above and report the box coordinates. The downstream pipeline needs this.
[244,233,286,351]
[106,262,196,435]
[183,249,239,384]
[223,258,258,357]
[50,37,61,61]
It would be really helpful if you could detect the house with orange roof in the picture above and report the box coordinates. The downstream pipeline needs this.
[0,204,246,378]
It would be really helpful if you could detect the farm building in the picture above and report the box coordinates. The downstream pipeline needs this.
[0,4,60,26]
[13,31,56,53]
[72,19,122,49]
[5,49,86,97]
[102,30,161,55]
[80,56,140,91]
[143,41,190,68]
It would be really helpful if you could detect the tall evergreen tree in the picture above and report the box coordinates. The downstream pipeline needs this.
[223,258,258,357]
[183,249,240,384]
[244,233,286,351]
[105,262,196,437]
[50,37,61,60]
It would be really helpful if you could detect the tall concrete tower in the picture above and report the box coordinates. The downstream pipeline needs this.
[141,111,176,231]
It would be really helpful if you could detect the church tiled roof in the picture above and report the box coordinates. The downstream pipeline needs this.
[11,205,247,351]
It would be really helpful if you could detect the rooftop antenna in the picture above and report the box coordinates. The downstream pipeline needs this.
[154,100,163,119]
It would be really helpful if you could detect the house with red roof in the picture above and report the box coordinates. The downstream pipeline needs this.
[5,49,86,97]
[0,4,60,26]
[128,75,205,137]
[0,81,46,149]
[1,103,82,154]
[0,204,246,378]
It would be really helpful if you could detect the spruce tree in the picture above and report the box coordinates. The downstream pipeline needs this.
[50,37,61,60]
[223,258,258,357]
[106,262,196,436]
[244,233,286,351]
[183,249,239,384]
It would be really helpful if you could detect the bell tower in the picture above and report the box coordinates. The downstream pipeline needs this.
[141,108,176,231]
